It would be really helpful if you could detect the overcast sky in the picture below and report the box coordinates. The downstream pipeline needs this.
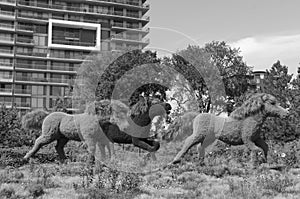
[145,0,300,76]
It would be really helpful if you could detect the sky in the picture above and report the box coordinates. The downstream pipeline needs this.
[145,0,300,76]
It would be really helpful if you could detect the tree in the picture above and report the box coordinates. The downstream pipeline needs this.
[165,42,253,114]
[204,41,253,106]
[260,61,299,142]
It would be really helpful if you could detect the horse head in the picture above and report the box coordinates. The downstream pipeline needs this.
[260,94,289,118]
[230,93,289,120]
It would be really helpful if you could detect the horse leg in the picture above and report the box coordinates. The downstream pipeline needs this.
[171,134,202,164]
[84,139,96,164]
[24,135,54,160]
[197,130,216,162]
[132,137,159,152]
[242,137,264,167]
[97,144,106,161]
[253,138,268,163]
[55,138,69,163]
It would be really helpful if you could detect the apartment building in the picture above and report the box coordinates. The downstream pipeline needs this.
[0,0,149,110]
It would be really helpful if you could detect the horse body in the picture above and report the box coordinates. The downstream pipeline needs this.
[23,100,130,163]
[101,100,172,156]
[171,93,289,165]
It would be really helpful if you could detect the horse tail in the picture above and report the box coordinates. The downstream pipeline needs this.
[21,109,49,130]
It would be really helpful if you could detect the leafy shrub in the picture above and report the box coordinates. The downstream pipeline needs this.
[0,184,16,198]
[27,183,45,198]
[256,172,295,193]
[0,105,40,148]
[227,178,261,199]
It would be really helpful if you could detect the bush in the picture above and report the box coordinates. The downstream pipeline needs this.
[256,171,295,193]
[0,184,15,198]
[27,183,45,198]
[0,105,40,148]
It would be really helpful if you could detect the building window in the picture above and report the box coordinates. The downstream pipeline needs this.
[31,97,45,108]
[50,86,62,96]
[32,85,45,96]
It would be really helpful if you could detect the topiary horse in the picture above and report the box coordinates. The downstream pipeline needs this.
[22,100,130,163]
[100,97,172,159]
[169,93,289,165]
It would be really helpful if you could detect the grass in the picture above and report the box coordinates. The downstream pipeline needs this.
[0,140,299,199]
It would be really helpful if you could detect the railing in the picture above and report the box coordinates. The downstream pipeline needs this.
[14,102,30,107]
[112,23,149,32]
[15,75,73,84]
[0,63,13,68]
[52,39,96,47]
[0,102,13,107]
[0,36,14,42]
[18,0,148,20]
[15,63,48,70]
[0,49,13,54]
[16,37,34,44]
[0,23,14,29]
[0,0,16,4]
[0,88,12,93]
[17,12,49,20]
[126,12,139,18]
[0,10,15,16]
[16,50,47,57]
[0,76,13,80]
[51,65,78,72]
[112,35,149,43]
[50,53,85,60]
[14,88,31,94]
[92,0,149,8]
[17,24,34,32]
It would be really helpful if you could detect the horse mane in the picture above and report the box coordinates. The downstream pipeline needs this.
[229,93,268,120]
[130,97,149,117]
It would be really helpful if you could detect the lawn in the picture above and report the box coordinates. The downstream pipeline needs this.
[0,140,299,199]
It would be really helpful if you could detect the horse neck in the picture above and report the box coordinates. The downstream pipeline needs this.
[248,111,268,124]
[131,111,151,127]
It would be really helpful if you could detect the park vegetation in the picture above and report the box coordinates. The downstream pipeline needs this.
[0,41,299,198]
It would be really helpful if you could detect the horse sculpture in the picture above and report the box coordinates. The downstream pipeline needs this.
[22,100,130,163]
[100,97,172,159]
[169,93,289,165]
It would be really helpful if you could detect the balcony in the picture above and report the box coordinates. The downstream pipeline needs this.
[0,49,14,57]
[0,0,16,6]
[0,10,15,20]
[15,102,31,109]
[90,0,149,10]
[0,36,14,45]
[16,50,48,58]
[111,35,149,46]
[15,63,47,71]
[0,23,15,32]
[0,101,13,108]
[17,12,48,22]
[0,88,13,95]
[17,0,149,22]
[14,88,31,95]
[15,76,72,85]
[0,76,13,82]
[0,63,13,70]
[16,37,35,46]
[112,22,149,34]
[52,40,96,47]
[49,53,86,62]
[16,24,34,33]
